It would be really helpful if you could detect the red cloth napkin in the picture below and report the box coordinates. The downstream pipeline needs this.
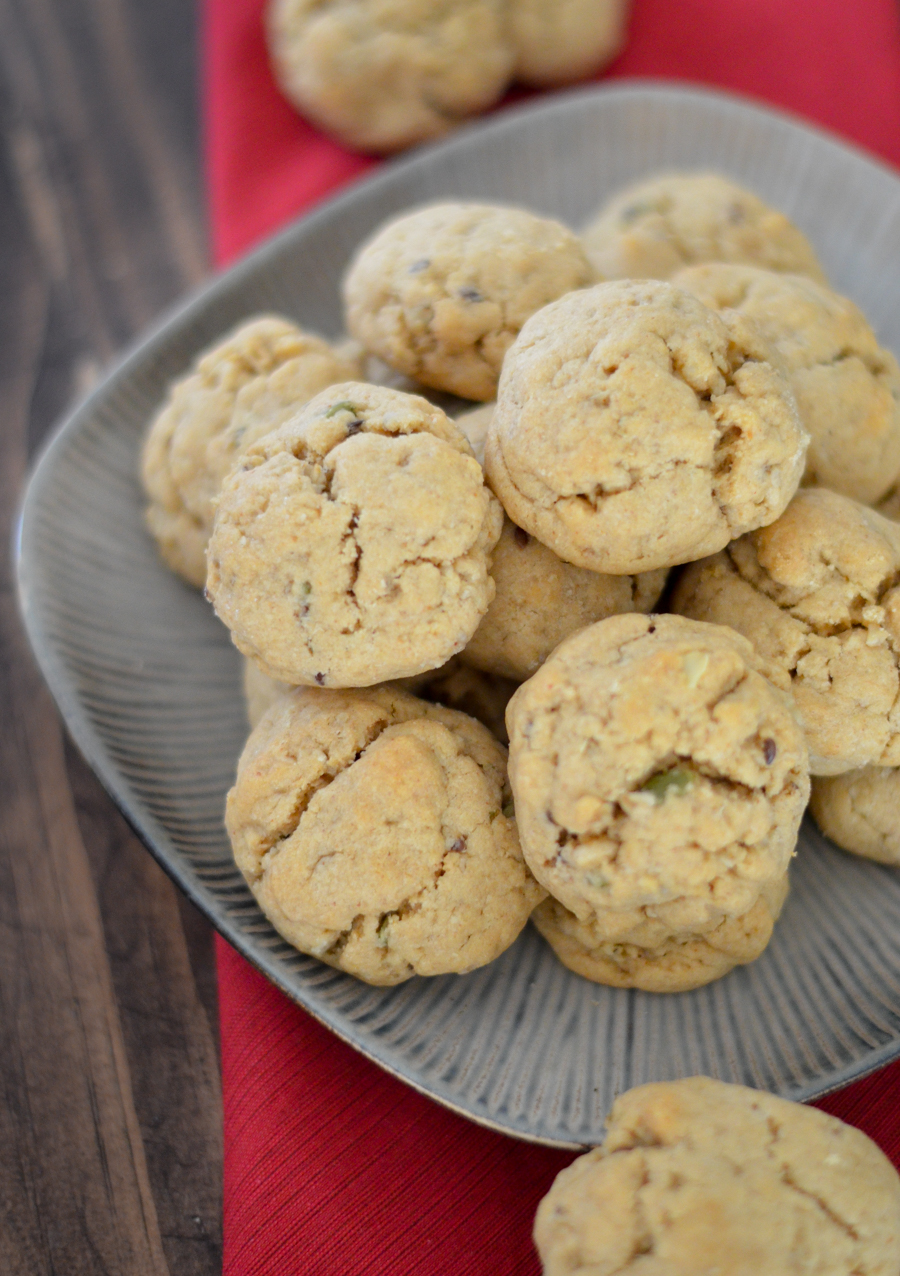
[206,2,900,1271]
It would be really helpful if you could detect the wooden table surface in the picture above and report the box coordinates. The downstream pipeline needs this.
[1,0,224,1271]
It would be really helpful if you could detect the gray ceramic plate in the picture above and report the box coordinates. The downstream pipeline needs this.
[17,83,900,1149]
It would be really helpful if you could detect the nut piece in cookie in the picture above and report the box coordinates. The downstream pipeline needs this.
[507,614,809,964]
[485,280,808,574]
[141,316,361,587]
[464,515,668,682]
[671,488,900,775]
[266,0,514,153]
[582,171,826,283]
[507,0,628,87]
[343,202,594,401]
[675,263,900,505]
[207,383,503,687]
[811,766,900,865]
[534,1076,900,1276]
[226,685,545,985]
[531,875,788,993]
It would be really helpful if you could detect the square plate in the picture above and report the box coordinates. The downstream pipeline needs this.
[17,82,900,1148]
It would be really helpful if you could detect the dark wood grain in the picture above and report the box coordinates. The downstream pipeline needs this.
[0,0,222,1271]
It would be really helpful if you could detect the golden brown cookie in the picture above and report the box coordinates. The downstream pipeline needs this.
[141,316,361,586]
[209,380,505,689]
[226,684,545,984]
[534,1076,900,1276]
[674,263,900,504]
[484,280,808,573]
[464,516,668,681]
[207,382,503,687]
[582,171,826,283]
[507,0,627,86]
[810,767,900,865]
[507,614,809,932]
[531,875,788,993]
[343,202,593,401]
[671,488,900,775]
[266,0,514,153]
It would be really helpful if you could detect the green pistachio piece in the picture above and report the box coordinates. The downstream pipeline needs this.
[325,400,358,418]
[639,766,695,803]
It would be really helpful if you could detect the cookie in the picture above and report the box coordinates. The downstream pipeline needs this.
[343,202,593,401]
[266,0,514,153]
[810,767,900,865]
[506,614,809,931]
[531,875,788,992]
[464,515,668,681]
[507,0,627,86]
[671,488,900,775]
[141,316,361,586]
[581,171,826,283]
[207,382,503,687]
[225,684,545,984]
[674,263,900,504]
[534,1076,900,1276]
[484,280,808,573]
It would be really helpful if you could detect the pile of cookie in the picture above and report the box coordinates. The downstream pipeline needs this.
[141,171,900,992]
[266,0,630,152]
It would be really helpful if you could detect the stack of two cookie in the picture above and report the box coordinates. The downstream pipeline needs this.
[206,380,555,986]
[476,270,814,992]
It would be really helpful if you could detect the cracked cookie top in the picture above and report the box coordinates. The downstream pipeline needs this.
[581,171,826,283]
[225,684,545,985]
[674,263,900,504]
[671,488,900,775]
[140,316,361,587]
[534,1076,900,1276]
[343,202,593,401]
[484,280,809,574]
[464,514,668,681]
[506,614,809,926]
[207,382,503,687]
[267,0,514,153]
